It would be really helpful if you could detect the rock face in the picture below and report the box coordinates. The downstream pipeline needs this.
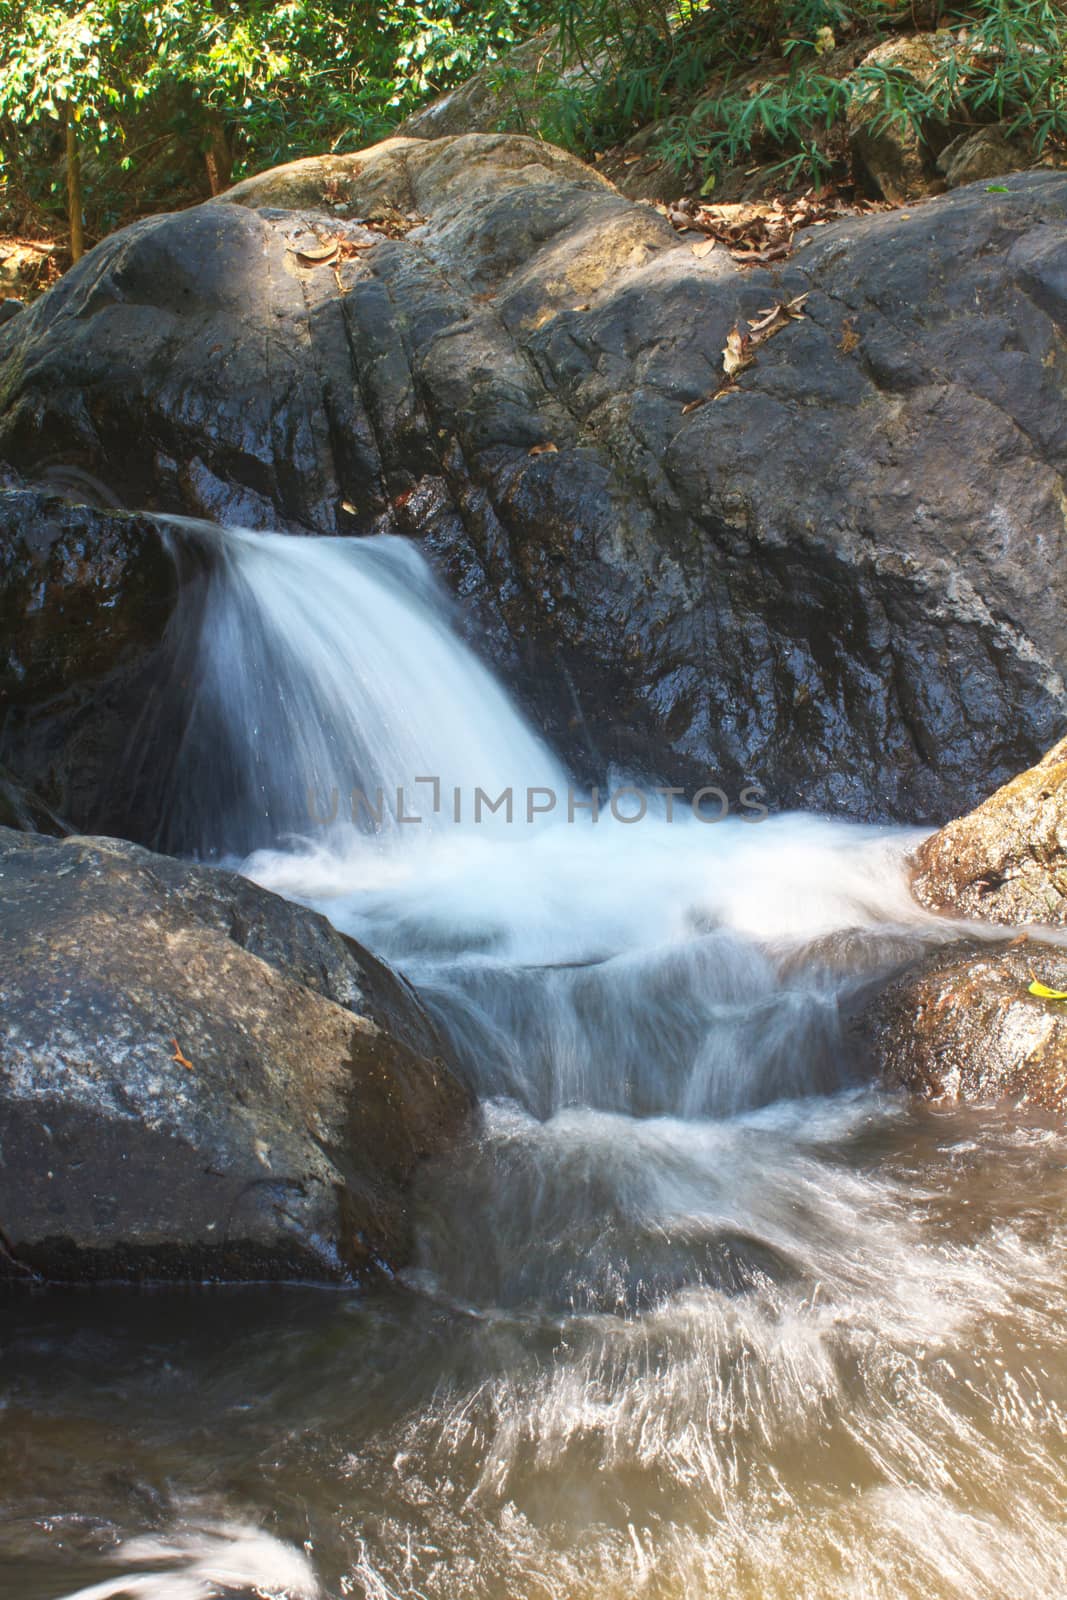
[863,938,1067,1111]
[861,736,1067,1110]
[0,828,471,1283]
[911,733,1067,925]
[938,123,1030,190]
[0,764,69,834]
[0,487,178,836]
[2,135,1067,821]
[848,33,953,201]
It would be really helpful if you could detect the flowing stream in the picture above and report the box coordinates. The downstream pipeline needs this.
[6,525,1067,1600]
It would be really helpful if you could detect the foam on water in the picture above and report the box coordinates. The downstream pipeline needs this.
[50,1519,320,1600]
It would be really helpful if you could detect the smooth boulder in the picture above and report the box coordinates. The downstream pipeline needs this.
[862,937,1067,1112]
[2,136,1067,821]
[911,732,1067,926]
[862,735,1067,1109]
[0,828,471,1283]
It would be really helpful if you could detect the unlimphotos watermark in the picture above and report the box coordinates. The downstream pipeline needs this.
[306,777,769,826]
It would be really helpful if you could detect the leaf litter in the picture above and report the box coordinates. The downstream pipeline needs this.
[682,292,809,413]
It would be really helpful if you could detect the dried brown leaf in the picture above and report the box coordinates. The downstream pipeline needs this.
[292,239,340,265]
[171,1037,194,1071]
[838,317,861,354]
[722,326,755,379]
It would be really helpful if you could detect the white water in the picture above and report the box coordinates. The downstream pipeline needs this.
[49,1521,319,1600]
[34,521,1067,1600]
[158,520,565,853]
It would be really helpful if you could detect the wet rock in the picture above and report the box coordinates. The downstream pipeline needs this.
[938,123,1030,189]
[0,828,472,1284]
[862,736,1067,1109]
[0,764,70,834]
[848,33,953,201]
[860,938,1067,1111]
[911,734,1067,926]
[2,137,1067,822]
[0,488,178,836]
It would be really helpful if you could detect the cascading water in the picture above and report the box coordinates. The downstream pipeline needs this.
[11,520,1067,1600]
[153,519,566,854]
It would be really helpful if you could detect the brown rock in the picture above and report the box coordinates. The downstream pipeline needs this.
[861,938,1067,1110]
[938,123,1030,189]
[911,734,1067,926]
[848,32,953,201]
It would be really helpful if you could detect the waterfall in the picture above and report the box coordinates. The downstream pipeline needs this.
[148,518,938,1119]
[153,518,566,855]
[31,519,1067,1600]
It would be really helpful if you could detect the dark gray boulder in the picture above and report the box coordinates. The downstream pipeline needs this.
[0,487,178,837]
[0,828,471,1283]
[0,764,70,834]
[2,134,1066,821]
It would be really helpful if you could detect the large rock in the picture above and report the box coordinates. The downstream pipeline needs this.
[862,736,1067,1109]
[0,828,471,1283]
[2,134,1067,822]
[0,487,178,835]
[938,123,1031,190]
[398,30,572,142]
[911,733,1067,925]
[861,937,1067,1111]
[848,32,953,201]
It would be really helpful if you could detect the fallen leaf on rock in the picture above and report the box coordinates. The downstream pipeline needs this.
[745,293,808,345]
[681,295,807,414]
[722,326,755,379]
[747,304,783,338]
[529,442,559,456]
[662,188,895,269]
[691,238,717,259]
[730,241,793,265]
[838,317,861,353]
[170,1037,194,1070]
[1029,978,1067,1001]
[291,238,340,265]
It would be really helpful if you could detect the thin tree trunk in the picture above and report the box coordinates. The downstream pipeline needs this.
[64,114,84,262]
[203,114,232,196]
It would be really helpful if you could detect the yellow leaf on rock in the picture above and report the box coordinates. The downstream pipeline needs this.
[1028,979,1067,1001]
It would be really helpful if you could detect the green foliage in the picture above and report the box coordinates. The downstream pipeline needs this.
[533,0,1067,189]
[1,0,1065,253]
[0,0,544,236]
